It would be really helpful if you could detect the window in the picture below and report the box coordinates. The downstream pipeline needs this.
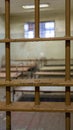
[24,21,55,38]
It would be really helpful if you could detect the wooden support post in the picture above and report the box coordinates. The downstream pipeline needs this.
[35,0,40,105]
[65,0,71,130]
[5,0,11,130]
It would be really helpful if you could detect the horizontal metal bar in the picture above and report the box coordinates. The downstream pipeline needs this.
[0,37,73,43]
[0,78,73,86]
[0,102,73,112]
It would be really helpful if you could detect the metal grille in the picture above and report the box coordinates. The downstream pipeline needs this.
[0,0,73,130]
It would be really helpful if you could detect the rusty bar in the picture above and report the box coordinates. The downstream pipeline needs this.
[65,113,71,130]
[35,86,40,105]
[0,36,73,43]
[34,0,40,105]
[5,0,11,130]
[65,0,71,130]
[5,0,11,105]
[35,0,40,38]
[65,0,71,105]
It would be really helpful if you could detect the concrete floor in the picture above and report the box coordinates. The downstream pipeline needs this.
[0,88,73,130]
[0,111,73,130]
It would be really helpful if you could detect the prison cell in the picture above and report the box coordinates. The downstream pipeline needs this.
[0,0,73,130]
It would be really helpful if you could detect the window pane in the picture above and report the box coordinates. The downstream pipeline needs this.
[45,22,54,29]
[28,31,34,38]
[24,21,55,38]
[24,24,28,31]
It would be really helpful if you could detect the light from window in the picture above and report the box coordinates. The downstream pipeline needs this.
[24,21,55,38]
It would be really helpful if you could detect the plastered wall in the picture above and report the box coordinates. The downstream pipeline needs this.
[10,13,73,60]
[0,12,73,65]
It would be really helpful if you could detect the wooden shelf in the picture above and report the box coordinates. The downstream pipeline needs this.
[0,78,73,87]
[0,102,73,112]
[0,36,73,43]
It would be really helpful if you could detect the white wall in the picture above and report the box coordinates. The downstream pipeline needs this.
[10,12,73,60]
[10,13,65,60]
[0,12,73,65]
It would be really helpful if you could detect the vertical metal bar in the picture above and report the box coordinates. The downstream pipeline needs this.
[65,0,71,130]
[65,0,71,105]
[35,0,40,105]
[35,86,40,105]
[65,113,70,130]
[5,0,11,130]
[35,0,40,38]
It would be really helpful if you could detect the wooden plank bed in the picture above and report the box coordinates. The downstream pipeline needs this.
[0,63,37,79]
[39,66,73,71]
[0,65,36,72]
[34,71,73,78]
[0,72,21,79]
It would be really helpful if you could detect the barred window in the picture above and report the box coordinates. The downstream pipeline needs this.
[24,21,55,38]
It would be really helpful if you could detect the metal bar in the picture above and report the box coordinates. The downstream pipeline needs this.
[65,0,71,130]
[5,0,11,130]
[1,102,73,112]
[35,0,40,105]
[35,0,40,38]
[1,78,73,87]
[65,113,71,130]
[0,36,73,43]
[35,86,40,105]
[65,0,71,105]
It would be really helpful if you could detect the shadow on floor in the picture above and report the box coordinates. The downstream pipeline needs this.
[18,94,73,102]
